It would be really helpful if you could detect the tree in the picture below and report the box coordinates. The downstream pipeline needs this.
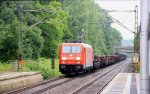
[61,0,122,55]
[0,1,68,61]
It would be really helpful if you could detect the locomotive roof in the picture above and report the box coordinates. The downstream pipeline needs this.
[62,43,92,48]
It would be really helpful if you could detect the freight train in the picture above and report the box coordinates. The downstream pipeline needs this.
[59,42,126,75]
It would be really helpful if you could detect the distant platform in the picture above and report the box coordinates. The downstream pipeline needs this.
[0,72,43,93]
[101,73,140,94]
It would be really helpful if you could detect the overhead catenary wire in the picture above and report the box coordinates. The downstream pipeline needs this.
[16,5,61,71]
[102,9,135,13]
[100,0,139,1]
[109,15,135,33]
[100,9,136,34]
[122,11,132,23]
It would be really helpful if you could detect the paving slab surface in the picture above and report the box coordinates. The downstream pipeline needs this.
[0,72,43,93]
[101,73,140,94]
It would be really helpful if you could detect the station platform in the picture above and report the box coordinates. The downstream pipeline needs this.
[101,73,140,94]
[0,72,43,93]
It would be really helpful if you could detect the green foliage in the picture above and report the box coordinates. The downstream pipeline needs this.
[0,0,122,62]
[0,1,68,61]
[37,1,68,58]
[24,27,43,59]
[0,62,11,72]
[61,0,122,55]
[0,3,19,61]
[23,58,62,79]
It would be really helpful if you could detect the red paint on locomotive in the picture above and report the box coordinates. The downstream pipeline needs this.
[59,43,93,74]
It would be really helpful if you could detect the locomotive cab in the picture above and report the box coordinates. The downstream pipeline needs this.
[59,43,93,74]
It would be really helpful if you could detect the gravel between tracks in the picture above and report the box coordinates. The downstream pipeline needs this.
[73,59,131,94]
[4,59,130,94]
[40,59,130,94]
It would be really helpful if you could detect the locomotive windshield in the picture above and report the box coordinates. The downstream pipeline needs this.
[62,46,80,53]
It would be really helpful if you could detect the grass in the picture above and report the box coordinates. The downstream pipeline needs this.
[22,58,63,79]
[0,62,11,72]
[0,58,62,79]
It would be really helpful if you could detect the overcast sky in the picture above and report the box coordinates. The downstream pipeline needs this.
[95,0,140,40]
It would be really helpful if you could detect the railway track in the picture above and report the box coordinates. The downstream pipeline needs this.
[39,59,130,94]
[4,76,66,94]
[4,59,130,94]
[72,59,130,94]
[31,77,76,94]
[4,71,89,94]
[97,60,130,94]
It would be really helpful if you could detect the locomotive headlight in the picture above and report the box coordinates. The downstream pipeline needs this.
[62,57,66,60]
[76,62,80,64]
[62,61,66,64]
[76,57,80,60]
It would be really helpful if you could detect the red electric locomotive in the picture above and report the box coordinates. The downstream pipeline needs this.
[59,43,93,74]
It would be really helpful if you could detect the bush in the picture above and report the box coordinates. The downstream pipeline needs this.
[23,58,62,79]
[0,62,11,72]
